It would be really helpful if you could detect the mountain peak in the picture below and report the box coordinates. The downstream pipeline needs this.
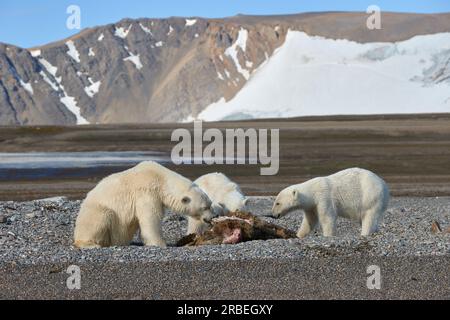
[1,12,450,125]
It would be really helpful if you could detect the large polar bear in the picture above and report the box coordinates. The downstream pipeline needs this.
[187,173,248,235]
[74,161,214,248]
[272,168,390,237]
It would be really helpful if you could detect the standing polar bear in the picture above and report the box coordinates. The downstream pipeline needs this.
[187,173,248,235]
[272,168,390,237]
[74,161,214,248]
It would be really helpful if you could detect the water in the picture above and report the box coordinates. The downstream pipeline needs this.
[0,151,170,180]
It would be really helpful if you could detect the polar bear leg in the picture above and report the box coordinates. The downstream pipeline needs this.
[74,205,112,248]
[187,216,208,235]
[361,206,383,236]
[297,210,318,238]
[316,204,337,237]
[136,199,166,248]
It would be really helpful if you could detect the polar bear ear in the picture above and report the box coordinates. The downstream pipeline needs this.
[181,196,191,204]
[243,198,249,206]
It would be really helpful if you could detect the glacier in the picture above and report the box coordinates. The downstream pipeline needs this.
[199,31,450,121]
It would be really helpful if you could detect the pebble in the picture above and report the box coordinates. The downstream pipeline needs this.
[0,197,448,265]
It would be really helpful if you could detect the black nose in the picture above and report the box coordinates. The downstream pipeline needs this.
[203,217,212,224]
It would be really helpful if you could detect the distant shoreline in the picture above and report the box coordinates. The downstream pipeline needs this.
[1,114,450,200]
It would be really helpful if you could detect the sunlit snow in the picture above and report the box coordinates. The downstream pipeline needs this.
[84,78,101,98]
[185,19,197,26]
[19,79,34,95]
[115,25,132,38]
[225,28,250,80]
[66,40,81,63]
[199,31,450,121]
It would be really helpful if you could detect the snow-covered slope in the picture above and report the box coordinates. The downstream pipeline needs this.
[199,31,450,121]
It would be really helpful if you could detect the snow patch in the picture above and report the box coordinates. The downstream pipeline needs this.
[235,28,248,51]
[115,25,132,38]
[37,56,88,124]
[60,94,89,125]
[98,33,104,41]
[155,41,164,47]
[225,28,250,80]
[167,25,173,35]
[185,19,197,26]
[39,71,59,91]
[30,49,41,57]
[38,58,60,81]
[66,40,80,63]
[124,54,143,69]
[84,78,101,98]
[195,33,199,38]
[139,23,152,35]
[88,48,95,57]
[19,79,34,95]
[217,72,224,80]
[58,80,89,124]
[123,47,143,70]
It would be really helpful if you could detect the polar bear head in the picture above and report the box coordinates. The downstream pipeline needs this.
[176,184,216,223]
[194,173,248,215]
[272,186,301,218]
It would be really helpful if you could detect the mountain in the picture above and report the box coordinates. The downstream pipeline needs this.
[1,12,450,125]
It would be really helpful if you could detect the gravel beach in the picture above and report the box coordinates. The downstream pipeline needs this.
[0,196,449,299]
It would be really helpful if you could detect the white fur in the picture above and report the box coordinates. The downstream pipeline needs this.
[74,161,213,248]
[273,168,390,237]
[187,173,248,235]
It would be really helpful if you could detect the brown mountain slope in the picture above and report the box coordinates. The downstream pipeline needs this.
[1,12,450,125]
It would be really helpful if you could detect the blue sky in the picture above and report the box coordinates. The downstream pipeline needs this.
[1,0,449,48]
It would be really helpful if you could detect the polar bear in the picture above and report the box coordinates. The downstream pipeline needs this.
[272,168,390,237]
[74,161,214,248]
[187,173,248,235]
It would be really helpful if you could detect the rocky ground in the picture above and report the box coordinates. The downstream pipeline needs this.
[0,196,449,299]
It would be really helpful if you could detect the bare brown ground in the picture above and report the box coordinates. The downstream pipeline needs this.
[1,113,449,200]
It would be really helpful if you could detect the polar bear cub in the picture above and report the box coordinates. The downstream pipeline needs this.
[187,173,248,235]
[272,168,390,237]
[74,161,214,248]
